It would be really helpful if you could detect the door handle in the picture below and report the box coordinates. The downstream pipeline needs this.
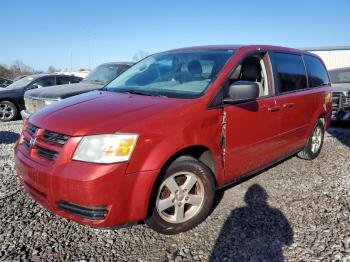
[283,103,295,109]
[268,106,281,112]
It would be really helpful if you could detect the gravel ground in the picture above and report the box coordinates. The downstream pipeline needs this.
[0,120,349,261]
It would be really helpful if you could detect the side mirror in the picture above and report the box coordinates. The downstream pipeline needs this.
[223,80,259,104]
[26,84,36,90]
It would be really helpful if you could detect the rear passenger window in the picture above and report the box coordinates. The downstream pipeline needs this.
[303,55,329,87]
[71,77,82,83]
[57,76,81,85]
[271,53,307,93]
[57,77,72,85]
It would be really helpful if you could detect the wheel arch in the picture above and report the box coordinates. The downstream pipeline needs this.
[318,112,326,127]
[307,107,328,137]
[0,97,20,110]
[144,144,219,219]
[161,145,217,180]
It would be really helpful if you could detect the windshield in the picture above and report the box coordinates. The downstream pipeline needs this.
[6,76,34,88]
[83,64,122,84]
[329,68,350,84]
[105,50,235,98]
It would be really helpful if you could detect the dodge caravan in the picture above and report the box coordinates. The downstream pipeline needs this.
[14,45,332,234]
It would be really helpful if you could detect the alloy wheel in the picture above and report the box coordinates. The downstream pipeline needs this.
[311,126,323,153]
[0,103,15,121]
[156,172,204,224]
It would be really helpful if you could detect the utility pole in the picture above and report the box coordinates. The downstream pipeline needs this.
[87,27,91,70]
[70,51,73,72]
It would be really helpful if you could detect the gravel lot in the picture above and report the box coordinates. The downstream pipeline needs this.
[0,120,349,261]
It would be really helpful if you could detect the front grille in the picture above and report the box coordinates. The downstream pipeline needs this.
[43,131,69,145]
[22,122,70,161]
[23,138,30,149]
[26,123,38,135]
[37,147,59,160]
[57,201,108,221]
[332,92,350,110]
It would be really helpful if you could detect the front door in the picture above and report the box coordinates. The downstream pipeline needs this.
[223,53,283,182]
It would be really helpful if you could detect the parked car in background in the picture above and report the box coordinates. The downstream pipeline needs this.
[328,67,350,120]
[15,45,332,234]
[0,77,13,88]
[22,62,133,119]
[0,74,82,122]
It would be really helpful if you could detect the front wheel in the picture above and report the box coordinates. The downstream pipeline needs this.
[0,101,18,122]
[297,119,325,160]
[146,156,215,235]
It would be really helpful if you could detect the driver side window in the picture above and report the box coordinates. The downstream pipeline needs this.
[227,54,270,98]
[31,77,56,89]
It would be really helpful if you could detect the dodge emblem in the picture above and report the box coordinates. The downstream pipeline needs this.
[29,137,36,147]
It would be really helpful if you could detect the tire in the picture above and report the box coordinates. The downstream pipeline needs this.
[0,101,18,122]
[297,119,325,160]
[146,156,215,235]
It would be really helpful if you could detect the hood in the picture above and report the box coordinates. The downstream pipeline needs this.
[0,85,23,92]
[30,90,192,136]
[25,81,103,99]
[0,86,23,96]
[331,83,350,93]
[0,88,10,94]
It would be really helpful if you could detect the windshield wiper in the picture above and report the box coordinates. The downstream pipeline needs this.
[121,89,167,97]
[126,90,153,96]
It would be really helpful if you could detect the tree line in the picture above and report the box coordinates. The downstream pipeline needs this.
[1,50,149,80]
[0,61,43,79]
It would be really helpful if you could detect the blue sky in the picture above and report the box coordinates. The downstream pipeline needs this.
[1,0,349,71]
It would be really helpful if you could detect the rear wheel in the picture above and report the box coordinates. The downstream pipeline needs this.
[146,156,215,235]
[297,119,325,160]
[0,101,18,122]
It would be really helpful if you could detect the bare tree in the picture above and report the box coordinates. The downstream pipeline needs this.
[12,60,33,73]
[0,61,42,79]
[48,66,56,73]
[0,65,12,79]
[132,50,149,62]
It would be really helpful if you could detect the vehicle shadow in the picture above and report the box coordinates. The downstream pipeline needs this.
[209,184,293,262]
[0,131,20,144]
[328,121,350,148]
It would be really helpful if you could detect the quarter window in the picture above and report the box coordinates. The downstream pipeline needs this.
[303,55,329,87]
[271,53,307,93]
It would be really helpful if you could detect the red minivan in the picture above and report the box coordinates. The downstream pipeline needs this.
[14,45,332,234]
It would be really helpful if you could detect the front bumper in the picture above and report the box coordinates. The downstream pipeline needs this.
[15,146,159,227]
[20,110,31,120]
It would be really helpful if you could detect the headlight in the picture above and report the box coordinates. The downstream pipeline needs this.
[44,99,56,106]
[72,134,138,163]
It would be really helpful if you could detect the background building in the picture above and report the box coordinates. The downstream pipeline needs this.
[304,46,350,70]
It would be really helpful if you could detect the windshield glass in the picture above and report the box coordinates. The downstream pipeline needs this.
[83,64,121,84]
[6,76,34,88]
[329,68,350,83]
[105,50,235,98]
